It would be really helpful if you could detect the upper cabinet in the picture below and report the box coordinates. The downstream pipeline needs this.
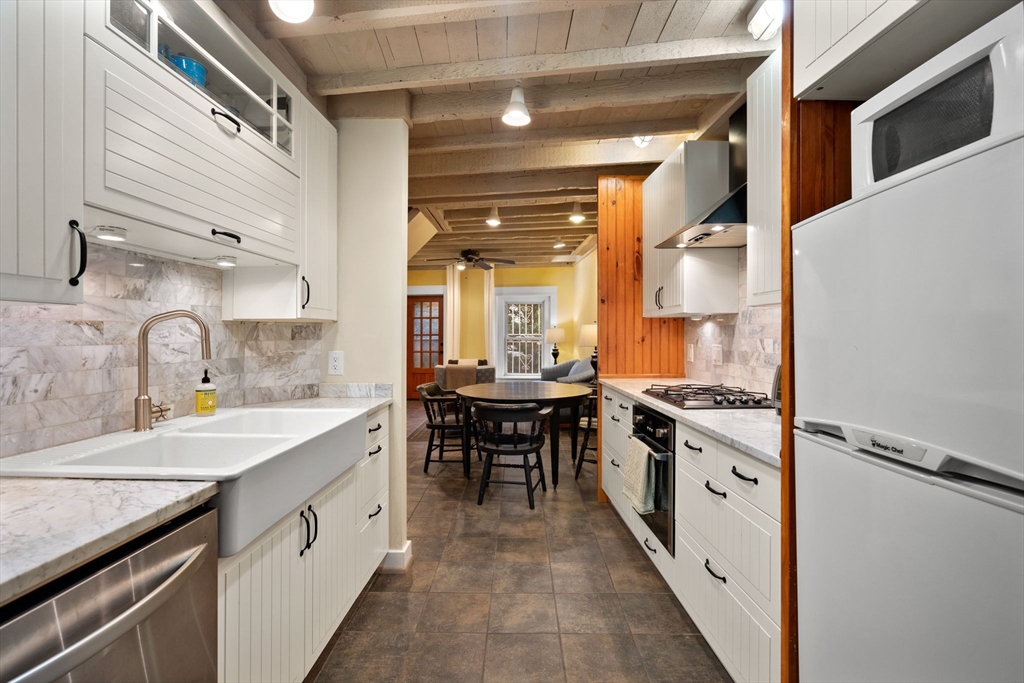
[746,51,783,307]
[1,0,85,305]
[82,0,302,265]
[642,142,739,318]
[794,0,1019,100]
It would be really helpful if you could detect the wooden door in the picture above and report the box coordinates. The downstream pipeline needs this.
[407,296,443,398]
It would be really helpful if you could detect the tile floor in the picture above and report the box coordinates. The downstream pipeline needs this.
[311,401,732,683]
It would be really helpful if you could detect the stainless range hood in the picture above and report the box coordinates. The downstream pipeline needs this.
[656,105,748,249]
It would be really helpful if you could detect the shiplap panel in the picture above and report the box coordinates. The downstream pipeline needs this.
[325,30,387,72]
[379,25,423,68]
[445,20,479,62]
[659,0,711,41]
[690,0,745,39]
[476,17,508,59]
[415,23,451,64]
[507,14,540,56]
[628,1,675,45]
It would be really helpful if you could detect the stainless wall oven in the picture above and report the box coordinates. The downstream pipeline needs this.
[631,403,675,556]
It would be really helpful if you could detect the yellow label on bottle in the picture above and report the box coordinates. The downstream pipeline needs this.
[196,389,217,414]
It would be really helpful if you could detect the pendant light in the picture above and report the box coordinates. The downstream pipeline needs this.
[269,0,314,23]
[486,206,501,227]
[568,202,585,224]
[553,237,566,249]
[501,85,531,126]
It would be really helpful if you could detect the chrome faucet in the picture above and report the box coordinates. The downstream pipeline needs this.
[135,310,212,431]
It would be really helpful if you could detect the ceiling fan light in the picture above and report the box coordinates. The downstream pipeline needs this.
[569,201,585,224]
[456,262,466,271]
[268,0,314,23]
[501,86,531,126]
[486,206,501,227]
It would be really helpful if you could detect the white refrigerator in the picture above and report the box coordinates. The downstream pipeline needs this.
[793,5,1024,682]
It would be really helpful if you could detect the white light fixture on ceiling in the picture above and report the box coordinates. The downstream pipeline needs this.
[501,84,531,127]
[268,0,314,23]
[569,202,585,224]
[553,238,566,249]
[456,262,466,271]
[632,135,653,148]
[486,206,501,227]
[711,225,725,232]
[747,0,783,41]
[91,225,128,242]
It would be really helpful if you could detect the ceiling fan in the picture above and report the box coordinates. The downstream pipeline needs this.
[424,248,515,271]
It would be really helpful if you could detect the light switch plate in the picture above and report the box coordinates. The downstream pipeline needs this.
[686,344,694,363]
[328,350,344,375]
[712,345,723,366]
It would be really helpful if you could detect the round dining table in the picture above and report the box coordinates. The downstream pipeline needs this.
[455,381,594,489]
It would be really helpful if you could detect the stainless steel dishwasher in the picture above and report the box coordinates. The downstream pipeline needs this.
[0,508,217,683]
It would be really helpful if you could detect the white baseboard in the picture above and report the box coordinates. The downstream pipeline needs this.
[378,540,413,574]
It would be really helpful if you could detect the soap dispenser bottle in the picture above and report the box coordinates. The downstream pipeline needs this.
[195,370,217,416]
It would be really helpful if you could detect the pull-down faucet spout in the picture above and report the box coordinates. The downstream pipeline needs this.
[135,310,212,432]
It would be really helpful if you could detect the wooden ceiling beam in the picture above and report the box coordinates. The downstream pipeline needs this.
[409,119,698,154]
[311,35,775,95]
[259,0,638,39]
[443,202,597,221]
[409,165,656,200]
[410,68,744,123]
[410,135,686,178]
[414,191,597,210]
[446,222,596,233]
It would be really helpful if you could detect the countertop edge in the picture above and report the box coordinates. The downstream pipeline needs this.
[599,378,782,468]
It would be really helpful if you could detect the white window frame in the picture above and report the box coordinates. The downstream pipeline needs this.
[494,287,557,379]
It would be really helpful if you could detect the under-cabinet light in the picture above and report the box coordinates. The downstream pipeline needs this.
[92,226,128,242]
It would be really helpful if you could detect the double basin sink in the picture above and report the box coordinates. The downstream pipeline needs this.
[0,408,369,556]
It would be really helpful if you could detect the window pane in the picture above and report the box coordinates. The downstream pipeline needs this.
[414,319,421,335]
[414,302,421,317]
[413,338,420,352]
[431,338,439,352]
[413,353,421,368]
[431,319,439,334]
[431,302,439,317]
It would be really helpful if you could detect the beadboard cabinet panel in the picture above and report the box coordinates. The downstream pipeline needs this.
[746,50,783,307]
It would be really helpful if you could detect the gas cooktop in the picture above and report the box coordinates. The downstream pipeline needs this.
[643,383,773,409]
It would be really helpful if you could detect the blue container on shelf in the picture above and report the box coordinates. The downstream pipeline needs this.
[159,44,207,87]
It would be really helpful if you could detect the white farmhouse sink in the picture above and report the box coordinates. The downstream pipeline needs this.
[0,408,369,556]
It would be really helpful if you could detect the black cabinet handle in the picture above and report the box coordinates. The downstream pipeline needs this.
[307,504,319,547]
[604,395,612,401]
[705,559,727,583]
[369,445,382,456]
[619,403,628,409]
[610,459,620,468]
[211,228,241,243]
[68,220,87,286]
[301,276,310,309]
[368,504,383,519]
[655,286,661,309]
[644,539,657,554]
[683,440,702,453]
[369,423,383,433]
[299,510,311,556]
[704,481,727,498]
[731,466,759,485]
[211,107,241,133]
[611,415,620,422]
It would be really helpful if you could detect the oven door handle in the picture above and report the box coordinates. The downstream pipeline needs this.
[629,433,673,461]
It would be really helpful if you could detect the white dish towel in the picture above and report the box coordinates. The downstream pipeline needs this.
[622,435,655,515]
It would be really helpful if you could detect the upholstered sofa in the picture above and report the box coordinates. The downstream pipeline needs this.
[540,358,596,385]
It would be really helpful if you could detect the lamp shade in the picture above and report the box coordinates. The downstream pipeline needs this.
[502,86,531,126]
[578,323,597,348]
[544,327,566,344]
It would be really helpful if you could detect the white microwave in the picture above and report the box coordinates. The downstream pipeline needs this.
[851,2,1024,197]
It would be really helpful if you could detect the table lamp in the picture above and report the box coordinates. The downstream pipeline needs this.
[544,327,566,363]
[578,323,598,375]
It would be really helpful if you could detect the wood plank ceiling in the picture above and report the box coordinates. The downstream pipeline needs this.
[230,0,776,268]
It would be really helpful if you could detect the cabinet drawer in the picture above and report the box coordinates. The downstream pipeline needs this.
[365,409,389,449]
[613,395,632,422]
[357,489,389,584]
[677,423,718,477]
[601,450,626,516]
[602,409,628,455]
[355,442,389,518]
[717,444,782,521]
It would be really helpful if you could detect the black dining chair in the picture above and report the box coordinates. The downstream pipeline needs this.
[471,402,550,509]
[416,381,467,474]
[575,393,598,480]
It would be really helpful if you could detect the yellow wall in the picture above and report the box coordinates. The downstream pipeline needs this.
[493,266,579,360]
[573,250,598,359]
[408,269,445,286]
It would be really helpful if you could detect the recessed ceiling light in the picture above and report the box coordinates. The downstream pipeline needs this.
[486,206,501,227]
[269,0,314,23]
[569,202,585,224]
[92,225,128,242]
[747,0,783,40]
[632,135,653,148]
[501,85,530,126]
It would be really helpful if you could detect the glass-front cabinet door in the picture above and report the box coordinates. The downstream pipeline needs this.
[95,0,296,165]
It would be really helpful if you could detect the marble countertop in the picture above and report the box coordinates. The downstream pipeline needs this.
[0,478,218,606]
[0,397,392,606]
[599,378,782,468]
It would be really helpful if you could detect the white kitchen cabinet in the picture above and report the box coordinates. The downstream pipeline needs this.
[218,411,390,683]
[746,51,783,307]
[642,142,738,317]
[0,0,85,305]
[221,99,338,321]
[794,0,1017,99]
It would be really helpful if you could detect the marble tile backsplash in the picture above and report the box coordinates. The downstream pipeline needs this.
[684,247,781,396]
[0,244,321,458]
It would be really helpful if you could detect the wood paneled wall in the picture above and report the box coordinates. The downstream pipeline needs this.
[780,5,855,681]
[596,176,687,376]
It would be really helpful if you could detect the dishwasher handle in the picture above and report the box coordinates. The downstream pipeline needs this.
[10,543,208,683]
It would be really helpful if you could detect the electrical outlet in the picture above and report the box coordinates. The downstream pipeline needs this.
[686,344,694,363]
[328,350,344,375]
[712,345,723,366]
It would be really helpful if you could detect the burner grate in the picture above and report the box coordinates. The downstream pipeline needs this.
[643,383,772,408]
